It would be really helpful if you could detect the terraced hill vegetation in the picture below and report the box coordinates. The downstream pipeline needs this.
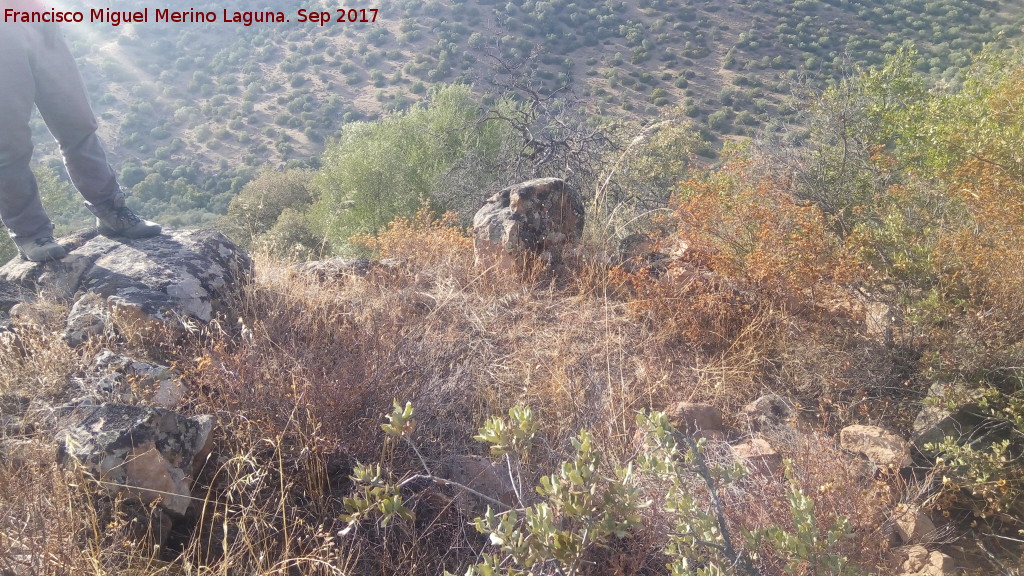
[22,0,1024,234]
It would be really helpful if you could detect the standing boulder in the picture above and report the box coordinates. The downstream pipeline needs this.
[472,178,585,271]
[57,403,214,516]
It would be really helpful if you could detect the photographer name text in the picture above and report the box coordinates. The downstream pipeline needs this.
[4,7,379,26]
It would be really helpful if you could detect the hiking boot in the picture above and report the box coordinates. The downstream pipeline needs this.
[95,201,162,238]
[15,235,67,262]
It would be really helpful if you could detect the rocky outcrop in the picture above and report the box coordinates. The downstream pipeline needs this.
[472,178,585,271]
[57,403,214,516]
[0,229,251,347]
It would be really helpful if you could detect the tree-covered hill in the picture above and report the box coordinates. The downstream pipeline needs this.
[24,0,1024,230]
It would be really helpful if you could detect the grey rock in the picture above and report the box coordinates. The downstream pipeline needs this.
[58,403,214,516]
[912,381,995,456]
[741,394,793,431]
[293,257,403,282]
[62,292,109,346]
[71,349,185,408]
[614,233,667,274]
[439,455,517,517]
[473,178,585,271]
[0,278,33,315]
[0,229,251,347]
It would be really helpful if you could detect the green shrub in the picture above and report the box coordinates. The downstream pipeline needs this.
[346,402,862,576]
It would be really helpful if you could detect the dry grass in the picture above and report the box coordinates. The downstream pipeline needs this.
[0,213,914,575]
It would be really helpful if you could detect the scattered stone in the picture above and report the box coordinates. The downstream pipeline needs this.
[57,403,215,516]
[840,424,912,469]
[472,178,585,271]
[892,504,938,544]
[664,402,725,437]
[912,381,992,456]
[0,229,251,348]
[614,233,669,274]
[618,233,656,260]
[0,394,31,437]
[438,455,517,517]
[730,438,782,476]
[864,301,895,345]
[741,394,793,431]
[899,544,956,576]
[294,257,403,282]
[62,292,110,347]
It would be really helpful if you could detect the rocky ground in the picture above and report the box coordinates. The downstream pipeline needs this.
[1,182,1019,574]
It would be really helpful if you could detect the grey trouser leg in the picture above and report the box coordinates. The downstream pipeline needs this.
[0,22,121,240]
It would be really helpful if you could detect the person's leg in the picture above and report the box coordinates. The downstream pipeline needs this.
[29,23,159,238]
[27,23,123,212]
[0,23,56,242]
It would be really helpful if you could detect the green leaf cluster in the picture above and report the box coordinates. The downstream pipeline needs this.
[344,402,861,576]
[308,84,509,251]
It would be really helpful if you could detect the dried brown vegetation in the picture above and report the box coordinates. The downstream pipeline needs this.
[1,207,914,575]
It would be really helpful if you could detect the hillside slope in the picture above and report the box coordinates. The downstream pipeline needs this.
[26,0,1024,229]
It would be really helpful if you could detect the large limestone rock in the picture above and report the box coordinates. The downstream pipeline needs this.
[0,229,251,346]
[57,403,214,516]
[472,178,585,271]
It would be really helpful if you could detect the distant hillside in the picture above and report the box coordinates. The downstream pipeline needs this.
[28,0,1024,229]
